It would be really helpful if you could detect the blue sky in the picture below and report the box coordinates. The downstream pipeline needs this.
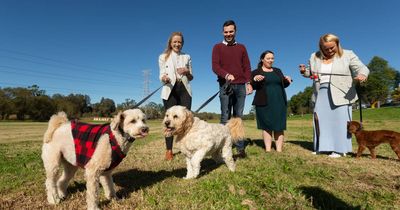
[1,0,399,114]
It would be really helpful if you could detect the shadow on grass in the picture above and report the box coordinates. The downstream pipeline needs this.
[348,152,399,161]
[67,181,86,194]
[287,140,314,151]
[249,138,314,152]
[65,158,236,201]
[298,186,361,210]
[249,139,265,150]
[113,168,186,198]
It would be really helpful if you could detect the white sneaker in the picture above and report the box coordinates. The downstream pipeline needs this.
[328,152,342,158]
[311,152,317,155]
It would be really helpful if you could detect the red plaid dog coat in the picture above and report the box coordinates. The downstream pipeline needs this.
[71,120,126,171]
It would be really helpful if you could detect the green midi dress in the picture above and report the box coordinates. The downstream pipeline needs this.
[255,71,287,131]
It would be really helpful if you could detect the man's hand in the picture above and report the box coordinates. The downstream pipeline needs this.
[246,83,253,95]
[226,74,235,81]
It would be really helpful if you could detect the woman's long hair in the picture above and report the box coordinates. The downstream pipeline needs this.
[163,32,184,61]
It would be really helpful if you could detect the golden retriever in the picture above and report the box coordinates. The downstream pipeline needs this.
[162,105,245,179]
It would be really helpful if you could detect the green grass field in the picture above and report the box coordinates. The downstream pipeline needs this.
[1,107,399,209]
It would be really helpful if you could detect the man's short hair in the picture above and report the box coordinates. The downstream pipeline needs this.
[223,20,236,30]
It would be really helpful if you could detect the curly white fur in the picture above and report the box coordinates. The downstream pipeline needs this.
[162,105,245,179]
[41,109,149,210]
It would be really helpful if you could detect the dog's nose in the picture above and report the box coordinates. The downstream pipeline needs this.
[165,120,170,126]
[141,127,149,133]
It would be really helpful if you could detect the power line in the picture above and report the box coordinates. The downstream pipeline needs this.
[142,69,150,98]
[0,54,141,79]
[0,65,141,88]
[0,48,142,77]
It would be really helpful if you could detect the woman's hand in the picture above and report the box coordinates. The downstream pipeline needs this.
[253,75,265,82]
[162,74,171,83]
[354,74,367,83]
[299,64,306,74]
[177,67,189,75]
[285,76,293,84]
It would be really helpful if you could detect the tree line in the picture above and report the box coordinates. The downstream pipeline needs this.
[0,85,166,121]
[1,56,398,121]
[288,56,400,115]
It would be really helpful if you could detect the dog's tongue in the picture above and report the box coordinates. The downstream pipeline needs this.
[141,131,148,137]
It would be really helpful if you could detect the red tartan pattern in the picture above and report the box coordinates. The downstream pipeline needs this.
[71,121,126,171]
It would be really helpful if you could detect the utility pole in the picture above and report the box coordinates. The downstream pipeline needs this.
[142,69,150,98]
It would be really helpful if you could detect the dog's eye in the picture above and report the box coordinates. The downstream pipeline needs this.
[131,119,137,124]
[173,115,178,119]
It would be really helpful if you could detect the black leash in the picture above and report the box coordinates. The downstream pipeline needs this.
[194,81,231,113]
[133,85,163,108]
[359,97,363,126]
[194,91,219,113]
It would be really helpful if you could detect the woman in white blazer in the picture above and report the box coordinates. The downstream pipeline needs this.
[159,32,193,160]
[299,33,369,158]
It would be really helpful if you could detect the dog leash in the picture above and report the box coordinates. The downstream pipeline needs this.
[133,85,163,108]
[194,81,231,113]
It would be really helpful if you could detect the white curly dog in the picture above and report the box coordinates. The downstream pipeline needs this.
[41,109,149,210]
[162,105,245,179]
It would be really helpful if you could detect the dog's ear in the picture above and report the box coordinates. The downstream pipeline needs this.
[111,111,124,131]
[182,108,194,131]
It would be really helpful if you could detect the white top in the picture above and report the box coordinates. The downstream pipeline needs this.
[319,63,332,84]
[170,51,184,80]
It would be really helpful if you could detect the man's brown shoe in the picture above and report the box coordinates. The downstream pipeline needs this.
[165,150,173,160]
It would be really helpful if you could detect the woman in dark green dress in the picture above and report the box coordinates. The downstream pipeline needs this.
[250,50,292,152]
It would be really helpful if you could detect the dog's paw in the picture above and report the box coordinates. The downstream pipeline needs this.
[183,175,196,179]
[47,195,61,205]
[57,190,67,200]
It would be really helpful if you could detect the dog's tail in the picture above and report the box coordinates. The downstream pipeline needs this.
[43,111,68,143]
[226,117,245,143]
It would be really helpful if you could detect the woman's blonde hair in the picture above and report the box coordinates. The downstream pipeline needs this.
[317,33,343,59]
[163,32,184,60]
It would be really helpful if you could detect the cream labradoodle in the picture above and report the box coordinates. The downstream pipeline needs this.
[41,109,149,210]
[162,105,245,179]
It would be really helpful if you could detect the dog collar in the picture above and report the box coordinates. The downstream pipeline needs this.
[119,127,136,143]
[357,124,363,132]
[123,133,136,143]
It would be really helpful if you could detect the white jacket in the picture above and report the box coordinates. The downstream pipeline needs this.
[159,51,192,100]
[303,49,369,106]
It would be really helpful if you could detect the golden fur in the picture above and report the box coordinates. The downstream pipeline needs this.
[162,105,245,179]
